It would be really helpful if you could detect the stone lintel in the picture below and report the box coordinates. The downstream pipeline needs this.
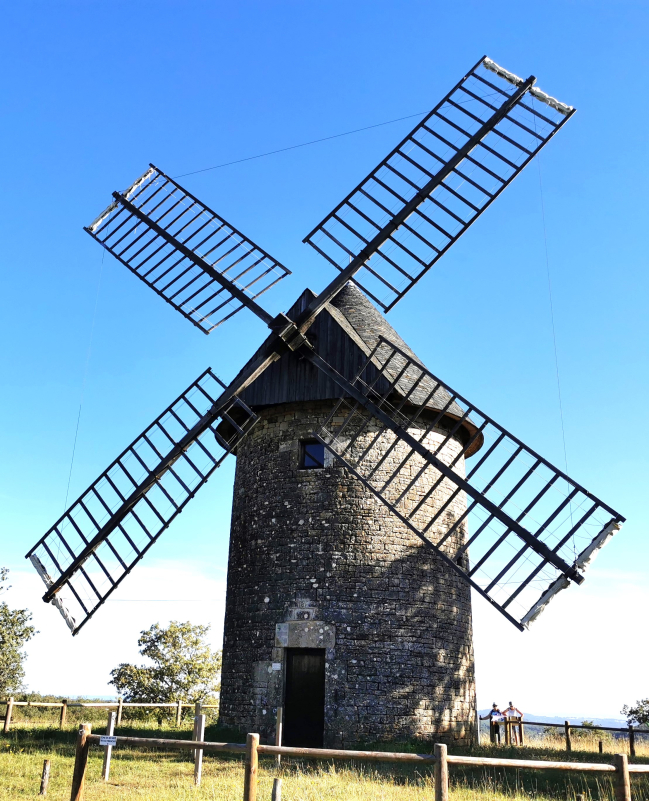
[275,620,335,648]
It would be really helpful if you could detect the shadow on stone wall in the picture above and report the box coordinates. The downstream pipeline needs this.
[322,535,476,747]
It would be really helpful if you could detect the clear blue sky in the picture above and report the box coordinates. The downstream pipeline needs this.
[0,1,647,717]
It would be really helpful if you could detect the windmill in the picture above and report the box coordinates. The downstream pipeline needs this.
[28,56,624,746]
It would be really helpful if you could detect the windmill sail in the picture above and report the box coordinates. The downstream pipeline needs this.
[85,165,290,333]
[303,56,575,313]
[27,369,257,634]
[306,338,623,630]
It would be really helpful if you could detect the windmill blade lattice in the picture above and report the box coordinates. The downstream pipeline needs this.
[27,369,257,635]
[303,56,575,313]
[85,165,290,333]
[309,338,624,629]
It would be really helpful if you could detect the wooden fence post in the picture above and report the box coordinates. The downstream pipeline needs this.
[101,711,116,781]
[275,707,283,768]
[505,719,511,745]
[70,723,91,801]
[613,753,631,801]
[191,710,199,759]
[272,778,282,801]
[194,714,206,786]
[116,698,123,726]
[3,697,14,733]
[243,733,259,801]
[599,740,603,754]
[519,719,525,746]
[191,700,202,753]
[60,700,68,730]
[39,759,51,795]
[628,725,635,758]
[564,721,571,753]
[434,743,448,801]
[175,699,183,728]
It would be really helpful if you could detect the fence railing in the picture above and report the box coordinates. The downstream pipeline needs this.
[483,716,649,758]
[69,722,649,801]
[0,697,218,732]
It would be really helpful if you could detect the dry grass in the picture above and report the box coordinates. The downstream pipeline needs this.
[526,730,649,759]
[1,725,649,801]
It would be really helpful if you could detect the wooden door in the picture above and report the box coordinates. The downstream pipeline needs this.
[283,648,325,747]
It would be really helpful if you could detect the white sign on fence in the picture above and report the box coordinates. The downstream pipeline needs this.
[100,735,117,746]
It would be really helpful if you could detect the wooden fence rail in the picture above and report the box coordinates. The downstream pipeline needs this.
[500,720,649,758]
[69,725,649,801]
[525,721,649,733]
[0,698,218,731]
[1,701,219,708]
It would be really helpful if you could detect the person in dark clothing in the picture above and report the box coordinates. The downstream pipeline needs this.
[481,703,505,743]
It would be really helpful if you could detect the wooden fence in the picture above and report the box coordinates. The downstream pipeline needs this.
[6,698,645,753]
[1,697,218,732]
[484,717,649,758]
[68,722,649,801]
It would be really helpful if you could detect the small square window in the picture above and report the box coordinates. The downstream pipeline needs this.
[300,440,325,470]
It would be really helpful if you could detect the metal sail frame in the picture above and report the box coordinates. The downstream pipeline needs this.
[303,56,575,313]
[301,339,624,630]
[26,370,258,634]
[85,164,288,333]
[28,56,622,635]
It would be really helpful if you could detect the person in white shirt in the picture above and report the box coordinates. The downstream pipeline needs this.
[503,702,524,745]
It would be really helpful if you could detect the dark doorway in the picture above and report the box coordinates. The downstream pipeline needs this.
[283,648,325,747]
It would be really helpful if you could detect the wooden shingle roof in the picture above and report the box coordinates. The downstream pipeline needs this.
[238,283,482,454]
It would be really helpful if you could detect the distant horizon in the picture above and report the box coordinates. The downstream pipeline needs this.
[477,710,627,724]
[3,689,630,726]
[4,692,631,726]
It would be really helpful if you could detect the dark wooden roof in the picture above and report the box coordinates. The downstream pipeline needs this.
[238,283,482,455]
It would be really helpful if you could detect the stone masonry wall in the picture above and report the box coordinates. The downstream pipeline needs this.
[219,400,476,747]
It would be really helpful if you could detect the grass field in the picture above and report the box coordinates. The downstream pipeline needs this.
[1,722,648,800]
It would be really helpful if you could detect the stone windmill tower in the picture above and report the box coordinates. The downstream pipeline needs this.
[220,283,479,747]
[28,57,624,749]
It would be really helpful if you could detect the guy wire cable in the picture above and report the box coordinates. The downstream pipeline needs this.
[532,97,574,556]
[63,249,105,511]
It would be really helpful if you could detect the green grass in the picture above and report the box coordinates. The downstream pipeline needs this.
[1,724,648,800]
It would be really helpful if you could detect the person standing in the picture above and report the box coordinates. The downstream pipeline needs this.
[481,703,505,744]
[503,701,524,745]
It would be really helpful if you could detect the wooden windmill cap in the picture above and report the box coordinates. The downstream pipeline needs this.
[235,282,483,457]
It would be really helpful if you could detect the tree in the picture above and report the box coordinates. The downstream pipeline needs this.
[572,720,597,740]
[109,621,221,703]
[622,699,649,728]
[0,568,36,696]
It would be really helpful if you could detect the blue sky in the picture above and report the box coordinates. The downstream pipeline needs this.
[0,1,647,717]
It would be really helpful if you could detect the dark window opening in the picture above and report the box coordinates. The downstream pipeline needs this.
[300,440,325,470]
